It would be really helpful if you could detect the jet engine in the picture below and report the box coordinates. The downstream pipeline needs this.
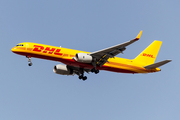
[74,53,93,63]
[53,64,74,75]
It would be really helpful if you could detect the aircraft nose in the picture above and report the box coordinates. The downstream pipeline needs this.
[11,47,16,52]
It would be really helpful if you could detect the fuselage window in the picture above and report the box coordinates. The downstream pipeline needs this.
[16,44,24,46]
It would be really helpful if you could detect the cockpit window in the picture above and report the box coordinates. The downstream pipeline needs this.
[16,44,24,46]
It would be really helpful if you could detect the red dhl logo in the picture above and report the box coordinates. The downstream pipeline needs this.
[142,53,155,58]
[33,45,62,55]
[31,45,74,57]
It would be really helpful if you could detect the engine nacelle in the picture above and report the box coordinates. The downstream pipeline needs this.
[53,64,73,75]
[75,53,93,63]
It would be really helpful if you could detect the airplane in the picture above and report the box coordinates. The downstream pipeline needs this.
[11,31,171,80]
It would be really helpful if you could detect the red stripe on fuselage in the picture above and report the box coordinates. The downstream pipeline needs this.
[13,51,137,74]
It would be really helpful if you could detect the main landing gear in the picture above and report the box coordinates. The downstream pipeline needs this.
[91,60,99,74]
[77,68,99,81]
[79,75,87,81]
[78,68,87,81]
[91,68,99,74]
[26,56,32,66]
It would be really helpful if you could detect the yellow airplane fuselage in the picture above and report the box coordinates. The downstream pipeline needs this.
[11,42,160,74]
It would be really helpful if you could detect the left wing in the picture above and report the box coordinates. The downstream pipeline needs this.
[90,31,143,67]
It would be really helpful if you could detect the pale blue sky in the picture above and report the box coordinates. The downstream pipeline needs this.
[0,0,179,120]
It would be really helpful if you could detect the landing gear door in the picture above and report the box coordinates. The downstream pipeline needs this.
[26,43,33,51]
[26,43,29,49]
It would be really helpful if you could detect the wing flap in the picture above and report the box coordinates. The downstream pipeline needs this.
[144,60,172,70]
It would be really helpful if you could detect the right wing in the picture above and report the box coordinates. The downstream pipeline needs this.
[90,31,143,67]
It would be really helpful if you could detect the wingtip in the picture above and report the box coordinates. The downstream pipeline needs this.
[166,59,172,62]
[135,30,143,40]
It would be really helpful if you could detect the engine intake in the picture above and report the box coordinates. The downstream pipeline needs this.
[53,64,74,75]
[75,53,93,63]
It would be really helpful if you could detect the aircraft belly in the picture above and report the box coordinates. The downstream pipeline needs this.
[13,51,156,74]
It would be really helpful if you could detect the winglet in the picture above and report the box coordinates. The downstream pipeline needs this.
[135,30,143,40]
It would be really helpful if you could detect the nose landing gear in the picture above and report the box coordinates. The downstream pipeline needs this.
[26,56,32,66]
[28,62,32,66]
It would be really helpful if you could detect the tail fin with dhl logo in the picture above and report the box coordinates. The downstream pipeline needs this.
[133,40,162,66]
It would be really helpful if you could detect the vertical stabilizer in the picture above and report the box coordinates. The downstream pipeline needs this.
[133,40,162,65]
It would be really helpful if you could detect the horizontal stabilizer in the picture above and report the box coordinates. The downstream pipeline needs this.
[144,60,172,70]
